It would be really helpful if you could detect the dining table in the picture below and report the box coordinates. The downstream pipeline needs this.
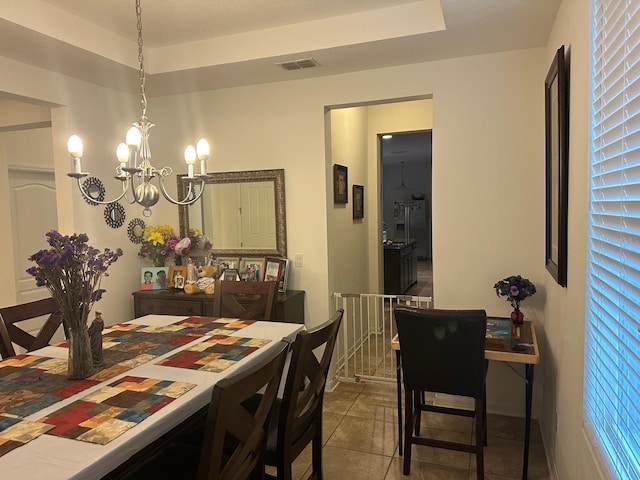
[0,314,303,479]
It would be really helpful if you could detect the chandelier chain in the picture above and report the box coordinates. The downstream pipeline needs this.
[135,0,147,119]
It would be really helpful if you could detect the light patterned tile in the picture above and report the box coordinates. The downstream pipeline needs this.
[327,415,398,456]
[385,457,468,480]
[313,445,392,480]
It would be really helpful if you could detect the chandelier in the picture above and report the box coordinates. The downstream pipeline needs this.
[66,0,210,217]
[396,161,409,190]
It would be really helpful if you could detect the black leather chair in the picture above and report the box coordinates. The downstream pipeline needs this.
[393,306,487,479]
[121,339,290,480]
[214,280,278,320]
[263,309,344,480]
[0,297,64,358]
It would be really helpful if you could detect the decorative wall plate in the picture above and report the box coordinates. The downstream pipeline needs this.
[81,177,106,206]
[127,218,146,243]
[104,202,126,229]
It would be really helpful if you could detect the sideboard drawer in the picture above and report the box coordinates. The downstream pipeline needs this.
[132,290,304,323]
[136,298,204,316]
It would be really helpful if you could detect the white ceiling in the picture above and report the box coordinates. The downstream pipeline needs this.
[0,0,561,97]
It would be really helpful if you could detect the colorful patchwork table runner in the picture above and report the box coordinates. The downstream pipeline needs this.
[38,376,194,445]
[156,335,271,373]
[0,355,101,417]
[0,415,53,457]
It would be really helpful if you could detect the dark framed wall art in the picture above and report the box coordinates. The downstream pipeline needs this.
[333,164,348,204]
[544,45,569,287]
[353,185,364,219]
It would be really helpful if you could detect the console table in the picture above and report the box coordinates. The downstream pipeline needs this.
[132,289,305,324]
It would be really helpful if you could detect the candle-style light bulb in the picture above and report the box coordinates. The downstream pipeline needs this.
[196,138,209,175]
[184,145,196,178]
[116,143,128,164]
[125,127,141,169]
[116,142,128,177]
[67,135,83,174]
[67,135,83,158]
[126,126,142,150]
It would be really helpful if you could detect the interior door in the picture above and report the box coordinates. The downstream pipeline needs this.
[10,168,58,303]
[240,181,275,248]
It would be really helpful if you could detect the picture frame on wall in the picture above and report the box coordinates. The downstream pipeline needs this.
[168,266,187,289]
[140,267,168,291]
[353,184,364,219]
[544,45,569,287]
[333,164,348,204]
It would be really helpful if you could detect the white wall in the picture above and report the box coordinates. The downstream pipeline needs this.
[542,0,605,479]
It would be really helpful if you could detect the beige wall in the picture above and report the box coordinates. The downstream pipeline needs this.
[0,5,607,474]
[542,0,606,479]
[328,106,369,296]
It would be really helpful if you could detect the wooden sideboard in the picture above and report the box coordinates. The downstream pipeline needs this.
[132,289,305,324]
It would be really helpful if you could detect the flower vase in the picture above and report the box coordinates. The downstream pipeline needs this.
[510,308,524,341]
[67,324,94,380]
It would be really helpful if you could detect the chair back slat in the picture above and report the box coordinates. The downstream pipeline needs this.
[214,280,277,320]
[0,297,63,358]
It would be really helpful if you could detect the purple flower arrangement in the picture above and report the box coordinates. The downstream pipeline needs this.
[493,274,536,311]
[27,230,123,323]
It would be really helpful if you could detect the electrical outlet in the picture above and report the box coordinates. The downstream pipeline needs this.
[295,253,303,267]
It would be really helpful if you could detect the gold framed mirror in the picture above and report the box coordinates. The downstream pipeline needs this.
[178,169,287,258]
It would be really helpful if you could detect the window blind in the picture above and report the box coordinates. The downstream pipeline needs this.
[587,0,640,478]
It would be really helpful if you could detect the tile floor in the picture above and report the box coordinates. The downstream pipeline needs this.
[308,260,550,478]
[285,381,551,480]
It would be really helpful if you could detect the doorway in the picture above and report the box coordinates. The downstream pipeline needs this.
[10,167,58,303]
[380,130,433,297]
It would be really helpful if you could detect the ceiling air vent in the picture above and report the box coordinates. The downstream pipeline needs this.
[277,58,320,71]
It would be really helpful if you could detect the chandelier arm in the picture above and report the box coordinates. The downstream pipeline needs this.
[158,176,206,205]
[75,177,129,205]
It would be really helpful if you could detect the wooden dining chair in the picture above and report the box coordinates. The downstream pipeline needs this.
[0,297,64,358]
[262,309,344,480]
[120,339,290,480]
[214,280,278,320]
[393,306,488,479]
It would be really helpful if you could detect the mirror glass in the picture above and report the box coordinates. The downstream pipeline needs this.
[81,177,105,205]
[178,169,287,258]
[104,202,125,228]
[127,218,146,244]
